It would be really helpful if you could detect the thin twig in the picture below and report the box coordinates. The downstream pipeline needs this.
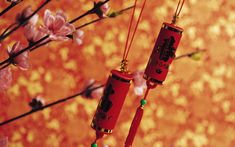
[0,84,104,127]
[0,0,51,41]
[76,5,135,30]
[175,49,206,60]
[118,5,134,14]
[0,23,17,37]
[0,35,49,66]
[69,0,110,24]
[0,0,23,17]
[0,5,134,70]
[29,40,51,52]
[0,62,11,70]
[76,18,103,30]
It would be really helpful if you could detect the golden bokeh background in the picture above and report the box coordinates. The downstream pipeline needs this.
[0,0,235,146]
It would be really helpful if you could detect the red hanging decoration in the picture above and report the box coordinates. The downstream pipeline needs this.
[124,0,185,146]
[125,106,143,147]
[91,0,147,145]
[144,0,185,84]
[91,70,133,135]
[125,84,155,147]
[144,22,183,84]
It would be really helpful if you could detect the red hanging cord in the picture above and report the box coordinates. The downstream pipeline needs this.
[124,0,147,60]
[124,106,143,147]
[121,0,148,72]
[123,0,138,60]
[125,81,156,147]
[172,0,185,24]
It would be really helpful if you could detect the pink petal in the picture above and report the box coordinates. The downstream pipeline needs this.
[91,87,104,99]
[56,10,67,21]
[53,15,66,32]
[133,71,146,87]
[132,70,147,96]
[24,24,36,41]
[56,24,74,36]
[36,96,46,106]
[44,9,55,29]
[48,34,59,41]
[33,30,46,42]
[0,68,12,91]
[82,79,104,99]
[7,46,12,54]
[14,51,30,70]
[68,23,75,31]
[49,35,68,41]
[29,14,39,25]
[0,137,8,147]
[23,6,32,16]
[74,31,83,44]
[45,15,55,29]
[101,3,110,13]
[73,30,84,45]
[8,41,21,54]
[75,30,84,38]
[8,42,30,70]
[134,86,146,96]
[44,9,51,22]
[75,38,82,45]
[38,26,51,35]
[9,0,19,2]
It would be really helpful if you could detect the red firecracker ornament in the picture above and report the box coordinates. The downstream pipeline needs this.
[91,70,132,133]
[91,70,133,143]
[144,22,183,84]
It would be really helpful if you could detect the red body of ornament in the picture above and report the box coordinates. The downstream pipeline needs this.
[91,70,133,134]
[144,22,183,84]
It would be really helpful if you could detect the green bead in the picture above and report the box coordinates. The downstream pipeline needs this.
[91,143,98,147]
[140,99,147,106]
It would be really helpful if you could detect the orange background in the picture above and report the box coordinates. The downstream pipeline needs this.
[0,0,235,147]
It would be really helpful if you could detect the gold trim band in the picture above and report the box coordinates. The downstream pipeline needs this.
[91,122,113,134]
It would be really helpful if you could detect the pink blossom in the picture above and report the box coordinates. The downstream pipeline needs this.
[94,1,110,18]
[40,9,75,41]
[29,96,45,110]
[16,6,39,25]
[36,96,45,105]
[101,3,110,17]
[7,42,29,70]
[7,0,20,3]
[0,68,12,92]
[24,23,46,44]
[0,137,8,147]
[92,86,104,99]
[82,79,104,99]
[133,71,147,96]
[73,30,84,45]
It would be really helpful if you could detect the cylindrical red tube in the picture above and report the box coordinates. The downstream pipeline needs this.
[91,70,133,134]
[144,22,183,84]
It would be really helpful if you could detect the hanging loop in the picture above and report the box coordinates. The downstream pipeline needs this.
[172,0,185,24]
[123,0,138,61]
[120,59,128,73]
[146,80,157,89]
[121,0,147,72]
